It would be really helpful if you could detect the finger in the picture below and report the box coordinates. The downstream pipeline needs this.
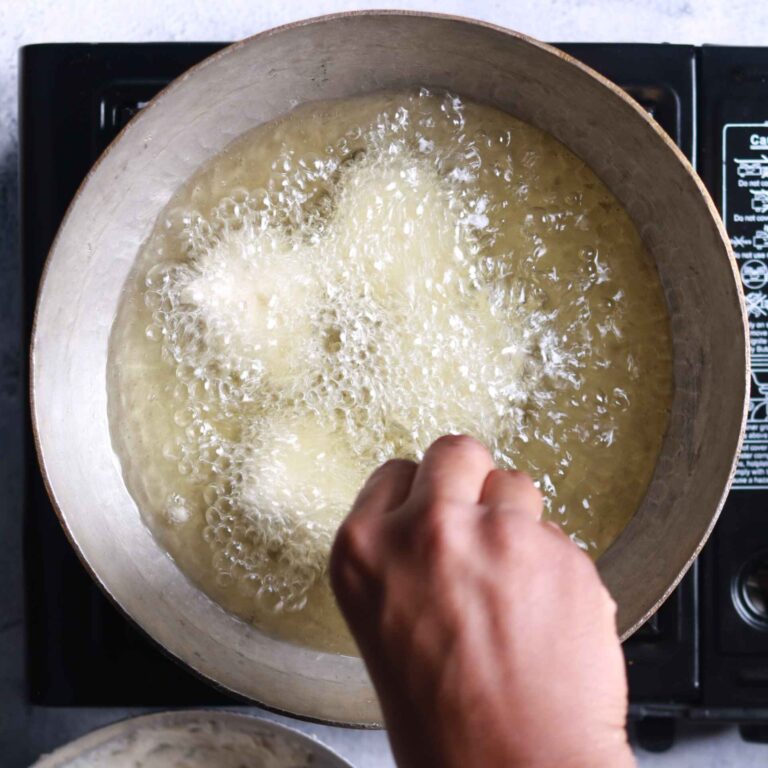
[543,520,590,551]
[331,459,417,591]
[346,458,418,525]
[409,434,496,504]
[480,469,543,521]
[544,520,568,537]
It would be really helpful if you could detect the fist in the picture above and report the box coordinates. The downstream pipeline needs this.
[331,435,634,768]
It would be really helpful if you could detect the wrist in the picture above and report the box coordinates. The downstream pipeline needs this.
[552,735,635,768]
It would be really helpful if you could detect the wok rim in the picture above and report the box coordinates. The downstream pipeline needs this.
[29,9,749,722]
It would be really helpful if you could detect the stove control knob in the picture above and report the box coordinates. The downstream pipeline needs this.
[734,553,768,630]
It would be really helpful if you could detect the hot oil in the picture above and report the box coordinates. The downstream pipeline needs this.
[108,90,673,654]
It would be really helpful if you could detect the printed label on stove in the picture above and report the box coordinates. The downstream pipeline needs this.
[723,122,768,489]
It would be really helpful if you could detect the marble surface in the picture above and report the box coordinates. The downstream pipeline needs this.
[3,0,768,766]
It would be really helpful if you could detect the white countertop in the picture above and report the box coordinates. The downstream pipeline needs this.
[2,0,768,766]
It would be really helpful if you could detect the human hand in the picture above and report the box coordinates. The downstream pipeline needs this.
[330,435,634,768]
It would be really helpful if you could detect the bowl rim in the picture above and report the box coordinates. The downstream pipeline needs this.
[30,709,354,767]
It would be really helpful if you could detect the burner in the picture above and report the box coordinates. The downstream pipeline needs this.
[19,42,768,749]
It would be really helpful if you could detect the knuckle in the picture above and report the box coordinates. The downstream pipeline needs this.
[384,457,416,472]
[331,519,374,577]
[504,470,544,505]
[564,545,602,584]
[430,433,487,457]
[544,519,568,538]
[373,457,414,478]
[517,473,544,501]
[419,500,463,558]
[331,519,357,557]
[484,469,543,517]
[329,528,378,607]
[596,582,618,614]
[328,555,360,604]
[484,506,518,538]
[505,469,538,490]
[483,510,536,556]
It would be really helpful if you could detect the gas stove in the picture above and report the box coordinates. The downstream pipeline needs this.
[19,42,768,752]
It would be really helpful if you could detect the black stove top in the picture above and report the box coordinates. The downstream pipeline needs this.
[19,42,768,752]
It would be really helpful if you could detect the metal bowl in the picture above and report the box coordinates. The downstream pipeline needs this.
[31,11,749,725]
[31,710,352,767]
